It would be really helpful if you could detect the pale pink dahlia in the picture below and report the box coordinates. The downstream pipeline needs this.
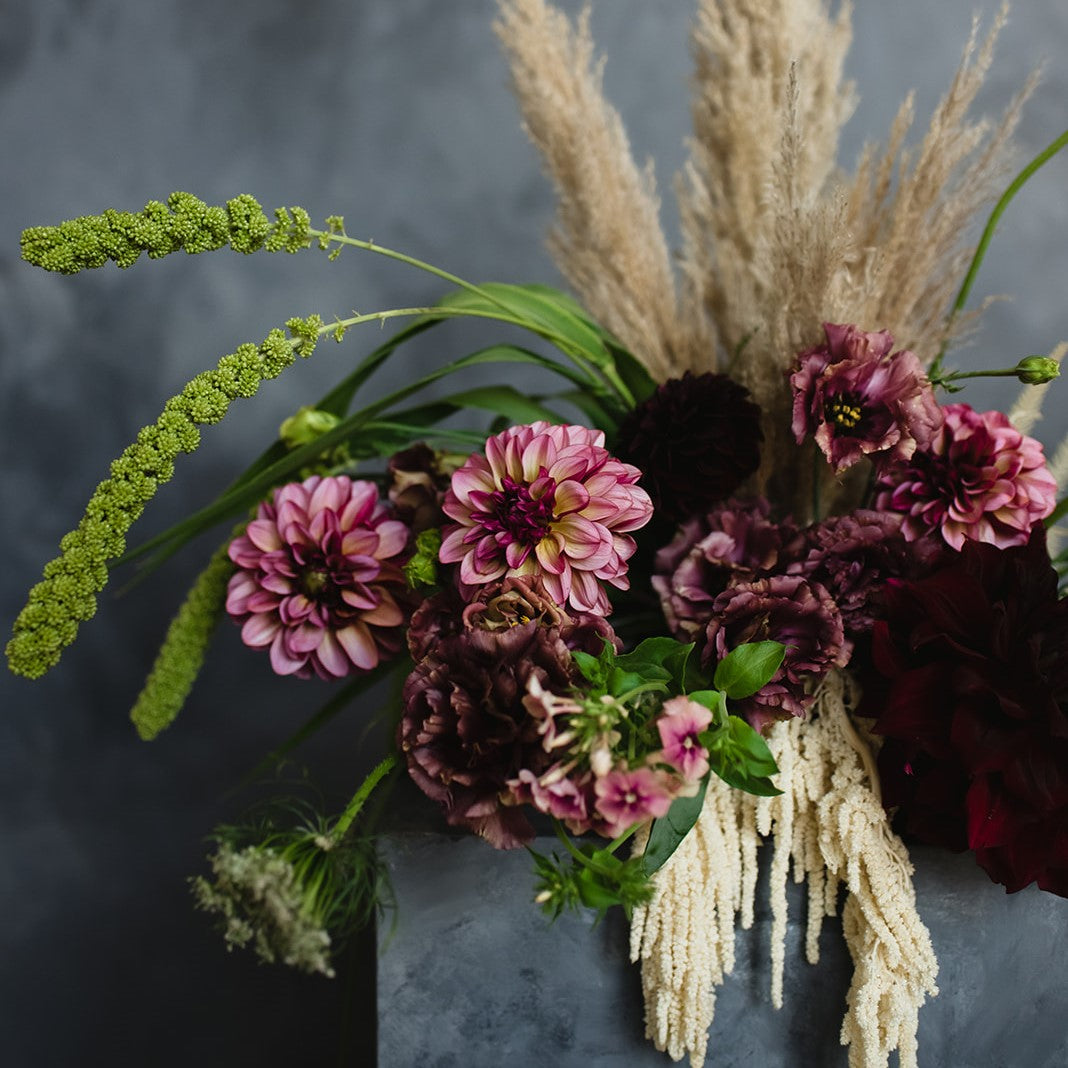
[439,422,653,615]
[226,475,410,679]
[875,403,1057,551]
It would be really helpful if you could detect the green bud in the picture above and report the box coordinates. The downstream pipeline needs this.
[404,527,442,590]
[1015,356,1060,385]
[279,406,341,450]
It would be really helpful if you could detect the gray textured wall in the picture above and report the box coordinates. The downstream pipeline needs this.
[2,2,1066,1066]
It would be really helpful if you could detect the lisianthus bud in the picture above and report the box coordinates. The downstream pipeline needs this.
[1015,356,1060,385]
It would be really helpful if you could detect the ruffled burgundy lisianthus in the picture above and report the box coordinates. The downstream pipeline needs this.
[875,403,1056,550]
[864,531,1068,896]
[704,575,848,731]
[613,371,763,521]
[399,581,618,848]
[790,323,943,472]
[225,475,410,679]
[783,509,945,635]
[439,421,653,615]
[652,498,791,644]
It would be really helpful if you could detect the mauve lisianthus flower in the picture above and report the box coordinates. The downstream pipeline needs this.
[439,421,653,615]
[399,590,618,849]
[705,575,848,732]
[652,498,792,644]
[656,696,712,781]
[790,323,943,472]
[875,403,1057,551]
[864,531,1068,896]
[613,371,763,521]
[784,509,945,635]
[226,476,409,679]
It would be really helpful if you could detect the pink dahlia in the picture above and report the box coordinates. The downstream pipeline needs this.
[439,421,653,615]
[790,323,943,472]
[226,475,410,679]
[875,403,1057,550]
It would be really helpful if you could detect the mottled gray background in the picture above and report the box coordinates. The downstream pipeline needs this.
[1,1,1066,1066]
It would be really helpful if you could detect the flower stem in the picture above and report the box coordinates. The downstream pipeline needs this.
[308,226,634,406]
[331,753,398,842]
[931,127,1068,379]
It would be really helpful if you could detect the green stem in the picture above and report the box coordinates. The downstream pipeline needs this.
[309,226,633,406]
[931,127,1068,379]
[331,753,398,841]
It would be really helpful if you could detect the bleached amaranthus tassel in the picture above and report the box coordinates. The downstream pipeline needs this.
[813,673,939,1068]
[631,670,937,1068]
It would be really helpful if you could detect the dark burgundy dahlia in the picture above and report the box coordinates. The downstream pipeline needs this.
[614,371,763,522]
[400,579,616,848]
[864,530,1068,896]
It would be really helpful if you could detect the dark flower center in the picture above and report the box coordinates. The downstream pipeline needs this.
[301,568,330,597]
[477,474,556,546]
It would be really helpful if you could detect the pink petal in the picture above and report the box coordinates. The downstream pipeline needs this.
[335,622,379,670]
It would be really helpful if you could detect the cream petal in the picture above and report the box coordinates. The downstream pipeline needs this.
[241,614,280,647]
[335,623,379,670]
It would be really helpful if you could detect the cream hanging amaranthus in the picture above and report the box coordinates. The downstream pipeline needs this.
[630,672,939,1068]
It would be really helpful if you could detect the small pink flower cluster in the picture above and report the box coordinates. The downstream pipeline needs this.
[509,682,711,839]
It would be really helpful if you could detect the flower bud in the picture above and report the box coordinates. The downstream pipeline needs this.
[1015,356,1060,385]
[279,406,340,449]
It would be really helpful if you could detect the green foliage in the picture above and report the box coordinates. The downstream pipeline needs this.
[130,535,237,740]
[530,825,653,922]
[20,192,311,273]
[713,641,787,700]
[641,778,708,876]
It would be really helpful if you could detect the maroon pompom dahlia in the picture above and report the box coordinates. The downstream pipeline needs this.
[613,371,763,521]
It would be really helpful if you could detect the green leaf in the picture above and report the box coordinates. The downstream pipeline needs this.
[707,715,782,797]
[687,689,728,727]
[641,777,709,876]
[712,641,786,700]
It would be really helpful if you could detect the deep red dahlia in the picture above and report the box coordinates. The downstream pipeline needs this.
[865,531,1068,896]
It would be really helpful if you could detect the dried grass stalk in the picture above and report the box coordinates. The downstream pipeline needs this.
[494,0,708,379]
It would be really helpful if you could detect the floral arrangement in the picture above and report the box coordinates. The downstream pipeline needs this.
[7,1,1068,1066]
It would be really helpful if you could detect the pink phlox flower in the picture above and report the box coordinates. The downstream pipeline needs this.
[593,767,674,837]
[226,475,409,679]
[523,673,581,752]
[790,323,943,472]
[656,696,713,781]
[439,422,653,615]
[876,403,1057,550]
[508,767,591,833]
